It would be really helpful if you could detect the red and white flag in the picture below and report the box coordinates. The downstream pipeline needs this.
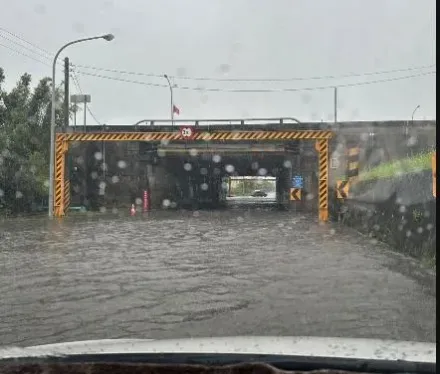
[173,104,180,115]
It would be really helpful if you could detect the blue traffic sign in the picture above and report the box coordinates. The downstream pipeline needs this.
[291,175,303,189]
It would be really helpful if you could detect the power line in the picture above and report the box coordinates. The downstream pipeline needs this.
[0,27,53,56]
[72,63,436,82]
[0,33,52,62]
[0,27,65,69]
[0,42,51,67]
[73,69,436,93]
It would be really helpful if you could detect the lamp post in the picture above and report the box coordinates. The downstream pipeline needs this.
[48,34,114,218]
[163,74,174,128]
[411,104,420,122]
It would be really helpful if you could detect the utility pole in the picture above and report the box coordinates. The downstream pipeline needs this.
[63,57,69,130]
[334,87,338,124]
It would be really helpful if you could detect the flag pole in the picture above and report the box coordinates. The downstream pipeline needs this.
[164,74,174,128]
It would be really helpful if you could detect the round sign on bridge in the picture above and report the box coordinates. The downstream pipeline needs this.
[179,126,195,139]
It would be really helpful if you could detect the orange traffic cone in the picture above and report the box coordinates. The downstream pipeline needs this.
[130,204,136,216]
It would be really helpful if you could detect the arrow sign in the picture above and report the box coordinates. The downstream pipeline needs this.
[336,180,349,199]
[179,126,195,139]
[289,188,301,201]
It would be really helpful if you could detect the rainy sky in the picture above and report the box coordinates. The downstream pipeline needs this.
[0,0,436,124]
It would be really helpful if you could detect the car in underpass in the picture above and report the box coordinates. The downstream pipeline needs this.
[251,189,268,197]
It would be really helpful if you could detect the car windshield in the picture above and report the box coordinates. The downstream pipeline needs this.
[0,0,436,365]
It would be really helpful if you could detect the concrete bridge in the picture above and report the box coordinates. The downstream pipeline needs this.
[60,118,435,219]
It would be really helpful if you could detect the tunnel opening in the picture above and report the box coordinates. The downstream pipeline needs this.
[226,176,277,207]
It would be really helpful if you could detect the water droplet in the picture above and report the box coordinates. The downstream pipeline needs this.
[426,223,433,230]
[406,230,412,237]
[306,193,314,201]
[212,154,221,163]
[160,139,170,146]
[94,152,103,160]
[183,163,192,171]
[283,160,292,168]
[157,149,166,157]
[406,136,417,147]
[117,160,127,169]
[258,168,267,176]
[162,199,171,207]
[91,171,98,180]
[251,162,259,170]
[112,207,118,214]
[225,164,235,173]
[237,216,244,222]
[370,239,378,245]
[398,205,406,213]
[329,228,336,235]
[189,148,198,157]
[135,198,142,205]
[360,133,369,141]
[15,191,23,199]
[417,227,423,234]
[99,206,107,213]
[200,183,208,191]
[193,211,200,217]
[200,167,208,175]
[99,182,106,190]
[111,175,119,183]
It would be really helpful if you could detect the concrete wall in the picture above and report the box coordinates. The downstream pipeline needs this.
[329,170,436,264]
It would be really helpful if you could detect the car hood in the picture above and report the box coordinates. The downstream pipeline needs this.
[0,336,435,363]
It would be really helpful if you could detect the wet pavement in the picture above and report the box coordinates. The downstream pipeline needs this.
[0,208,436,347]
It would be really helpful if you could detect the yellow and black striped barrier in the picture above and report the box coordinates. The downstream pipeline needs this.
[53,129,334,220]
[346,147,359,179]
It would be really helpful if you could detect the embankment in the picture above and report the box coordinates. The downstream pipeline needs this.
[329,169,436,265]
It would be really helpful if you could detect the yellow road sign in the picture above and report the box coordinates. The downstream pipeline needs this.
[336,180,350,199]
[290,188,301,201]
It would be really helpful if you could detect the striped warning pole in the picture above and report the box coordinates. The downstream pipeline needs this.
[316,139,329,222]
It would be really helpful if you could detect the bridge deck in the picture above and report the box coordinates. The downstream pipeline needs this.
[61,119,436,134]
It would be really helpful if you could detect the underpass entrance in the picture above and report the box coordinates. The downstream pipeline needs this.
[53,126,333,221]
[227,176,277,207]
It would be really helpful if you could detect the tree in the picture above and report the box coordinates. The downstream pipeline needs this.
[0,69,64,214]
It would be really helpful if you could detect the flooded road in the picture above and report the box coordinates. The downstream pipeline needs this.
[0,208,436,347]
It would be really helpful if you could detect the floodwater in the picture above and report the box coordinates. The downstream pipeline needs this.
[0,207,436,347]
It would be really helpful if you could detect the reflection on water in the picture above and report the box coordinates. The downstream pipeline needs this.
[0,209,436,347]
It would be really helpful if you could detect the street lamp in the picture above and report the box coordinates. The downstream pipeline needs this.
[48,34,114,218]
[163,74,174,128]
[411,104,420,122]
[405,104,420,137]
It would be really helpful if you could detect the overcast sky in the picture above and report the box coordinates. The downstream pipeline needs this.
[0,0,436,124]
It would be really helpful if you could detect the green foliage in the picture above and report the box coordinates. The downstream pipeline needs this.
[358,151,433,181]
[0,69,64,214]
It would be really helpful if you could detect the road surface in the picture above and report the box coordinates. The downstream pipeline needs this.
[0,208,436,347]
